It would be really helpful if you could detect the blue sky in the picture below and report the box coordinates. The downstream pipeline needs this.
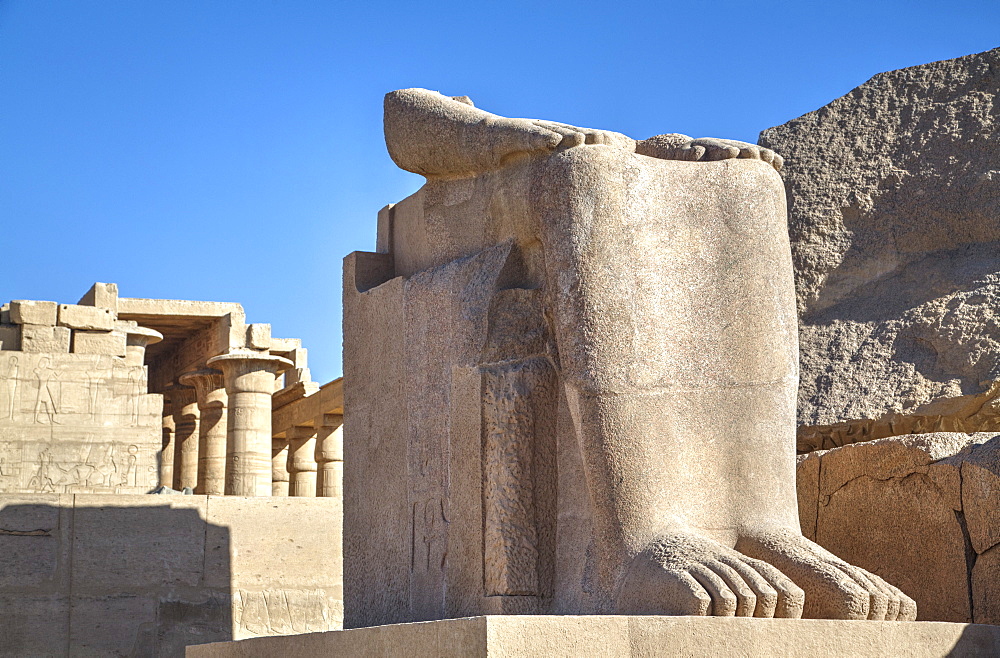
[1,1,997,382]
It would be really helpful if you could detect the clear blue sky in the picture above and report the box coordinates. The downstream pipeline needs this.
[2,1,997,382]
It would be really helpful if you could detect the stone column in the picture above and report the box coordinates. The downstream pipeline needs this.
[208,351,291,496]
[315,413,343,498]
[160,397,175,488]
[179,368,227,495]
[169,383,200,491]
[122,324,163,367]
[287,425,318,497]
[272,438,290,496]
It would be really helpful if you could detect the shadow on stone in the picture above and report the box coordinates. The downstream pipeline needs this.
[0,497,232,657]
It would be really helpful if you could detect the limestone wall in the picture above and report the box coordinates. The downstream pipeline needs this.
[0,350,163,495]
[0,494,342,657]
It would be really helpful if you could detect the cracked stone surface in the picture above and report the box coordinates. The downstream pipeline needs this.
[759,48,1000,451]
[797,432,1000,623]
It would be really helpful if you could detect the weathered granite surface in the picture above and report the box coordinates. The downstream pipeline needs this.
[759,48,1000,451]
[343,89,915,629]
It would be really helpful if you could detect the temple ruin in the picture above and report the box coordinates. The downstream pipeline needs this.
[2,47,1000,658]
[0,283,344,654]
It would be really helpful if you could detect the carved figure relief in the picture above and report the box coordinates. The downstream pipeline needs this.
[32,357,60,424]
[233,589,336,638]
[0,353,161,494]
[411,498,447,573]
[2,355,18,420]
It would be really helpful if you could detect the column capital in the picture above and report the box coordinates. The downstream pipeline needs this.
[179,368,225,402]
[162,382,197,406]
[208,350,292,390]
[288,424,317,440]
[123,324,163,346]
[120,323,163,366]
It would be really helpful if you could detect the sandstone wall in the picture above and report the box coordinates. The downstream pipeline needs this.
[0,494,342,657]
[796,432,1000,624]
[0,351,162,494]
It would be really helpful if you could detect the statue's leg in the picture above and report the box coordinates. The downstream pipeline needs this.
[531,145,915,619]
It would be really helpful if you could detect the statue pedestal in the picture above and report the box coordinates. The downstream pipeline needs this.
[187,615,1000,657]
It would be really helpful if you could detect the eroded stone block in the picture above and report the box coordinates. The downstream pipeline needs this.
[760,49,1000,445]
[72,330,127,357]
[246,323,271,350]
[0,595,70,656]
[20,324,71,353]
[10,300,57,326]
[960,437,1000,555]
[69,593,158,656]
[797,432,1000,623]
[77,282,119,312]
[204,496,341,591]
[0,324,20,351]
[58,304,115,331]
[973,544,1000,626]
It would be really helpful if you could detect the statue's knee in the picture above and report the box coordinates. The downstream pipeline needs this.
[532,145,635,218]
[538,144,631,183]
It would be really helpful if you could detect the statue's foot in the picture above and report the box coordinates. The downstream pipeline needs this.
[636,134,784,170]
[736,528,917,621]
[616,532,804,617]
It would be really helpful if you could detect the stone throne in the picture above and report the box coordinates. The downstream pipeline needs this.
[342,89,916,629]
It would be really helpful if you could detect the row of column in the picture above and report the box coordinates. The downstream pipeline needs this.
[270,415,343,498]
[158,351,340,497]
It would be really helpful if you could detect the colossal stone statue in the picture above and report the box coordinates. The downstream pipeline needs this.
[342,89,916,627]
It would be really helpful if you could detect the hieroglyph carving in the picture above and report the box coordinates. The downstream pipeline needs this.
[233,588,340,639]
[0,352,162,494]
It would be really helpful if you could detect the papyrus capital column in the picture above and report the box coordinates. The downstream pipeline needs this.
[166,383,199,491]
[122,324,163,367]
[179,368,227,495]
[272,437,290,496]
[208,350,291,496]
[287,425,318,497]
[315,413,343,498]
[160,397,175,488]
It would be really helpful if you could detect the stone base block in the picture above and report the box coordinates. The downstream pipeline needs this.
[187,615,1000,657]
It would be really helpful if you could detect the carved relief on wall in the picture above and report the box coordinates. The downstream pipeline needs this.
[233,588,340,639]
[480,286,558,599]
[0,352,162,494]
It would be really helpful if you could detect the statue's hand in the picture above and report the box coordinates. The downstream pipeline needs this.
[637,134,784,171]
[531,120,637,151]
